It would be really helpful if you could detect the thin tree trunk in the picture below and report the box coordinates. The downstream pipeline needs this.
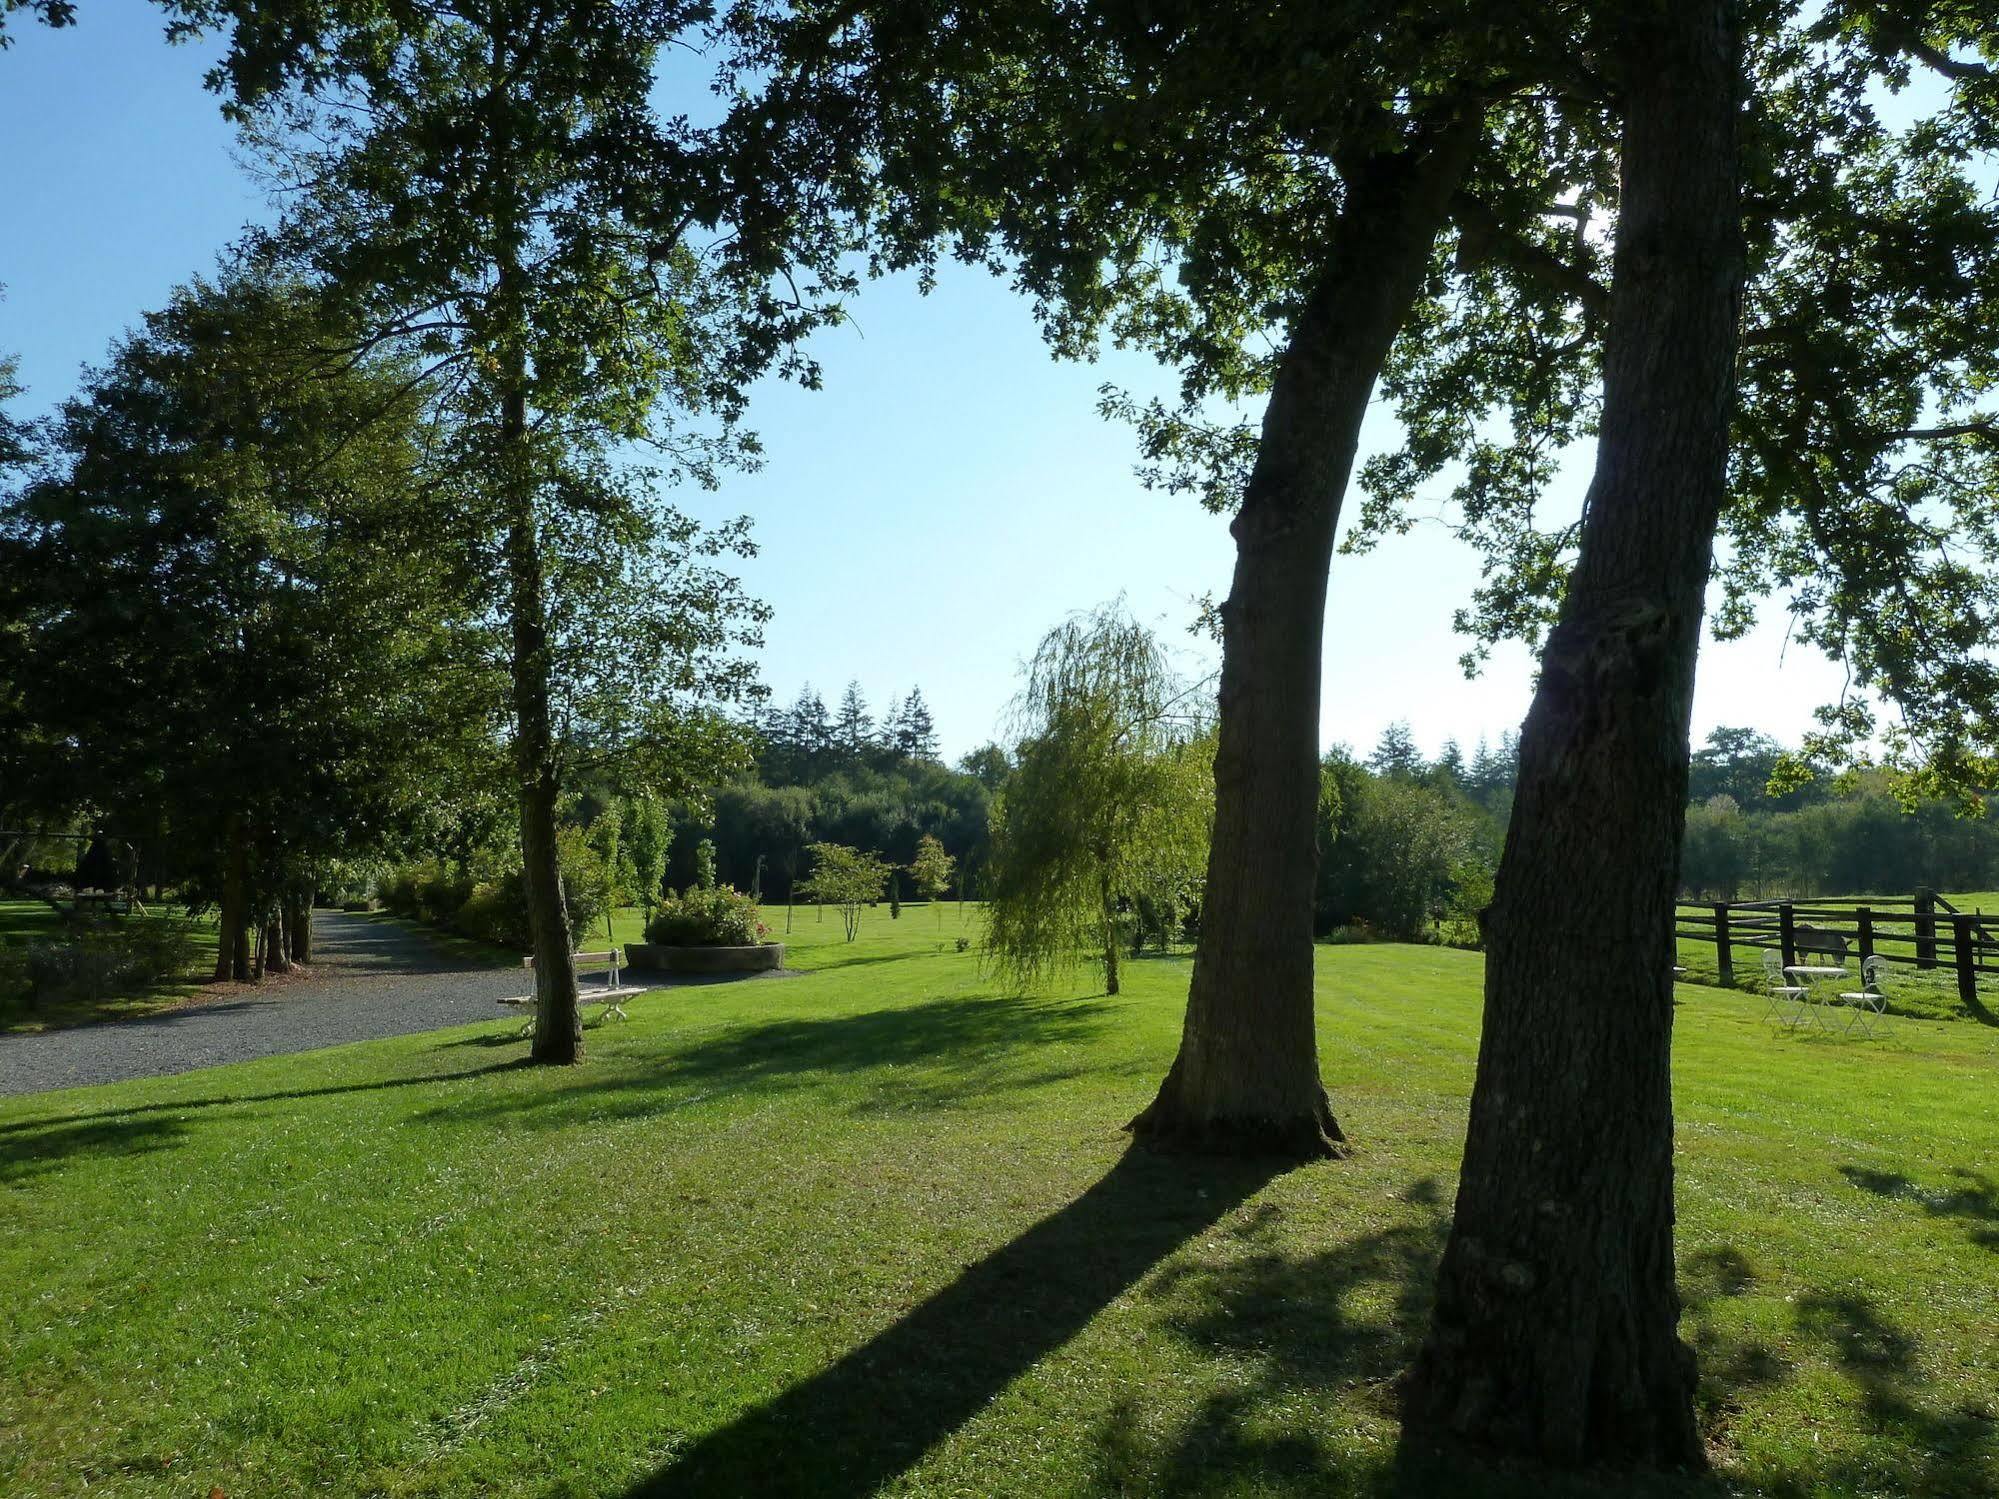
[1405,0,1744,1467]
[215,814,247,983]
[504,383,582,1064]
[1128,113,1480,1158]
[1102,873,1120,996]
[266,908,291,974]
[485,35,581,1064]
[288,895,311,964]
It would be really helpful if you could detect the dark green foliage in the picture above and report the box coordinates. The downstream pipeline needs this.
[1349,7,1999,801]
[643,886,769,947]
[0,273,491,972]
[670,761,990,901]
[1,917,200,1009]
[1681,769,1999,899]
[1315,752,1495,943]
[1366,721,1425,780]
[379,839,609,953]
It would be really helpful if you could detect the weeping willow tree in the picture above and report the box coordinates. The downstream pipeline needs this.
[984,605,1213,996]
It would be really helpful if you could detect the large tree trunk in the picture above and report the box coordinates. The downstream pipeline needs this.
[265,910,291,974]
[1405,0,1744,1467]
[287,894,312,965]
[1128,114,1479,1158]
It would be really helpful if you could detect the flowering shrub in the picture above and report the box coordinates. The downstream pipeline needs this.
[644,886,770,947]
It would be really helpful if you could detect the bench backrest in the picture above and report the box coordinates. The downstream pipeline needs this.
[521,950,618,969]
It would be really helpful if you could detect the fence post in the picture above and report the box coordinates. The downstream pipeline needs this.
[1856,906,1874,962]
[1779,901,1796,970]
[1713,903,1734,985]
[1954,913,1977,1012]
[1916,887,1937,969]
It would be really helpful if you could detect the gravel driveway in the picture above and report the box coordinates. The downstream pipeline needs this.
[0,910,529,1097]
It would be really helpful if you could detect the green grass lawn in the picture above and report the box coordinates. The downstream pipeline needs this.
[3,917,1995,1498]
[0,899,221,1034]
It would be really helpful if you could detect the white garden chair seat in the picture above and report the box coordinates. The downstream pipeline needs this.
[1837,955,1890,1039]
[1761,949,1810,1027]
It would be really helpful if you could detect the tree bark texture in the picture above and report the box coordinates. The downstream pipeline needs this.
[215,814,248,984]
[265,913,290,975]
[287,895,312,965]
[1405,1,1744,1467]
[483,28,580,1065]
[1101,874,1121,996]
[501,377,582,1064]
[1128,115,1480,1158]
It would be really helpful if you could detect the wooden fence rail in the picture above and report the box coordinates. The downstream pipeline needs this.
[1675,889,1996,1018]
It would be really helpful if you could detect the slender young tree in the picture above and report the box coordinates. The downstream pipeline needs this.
[1405,0,1746,1464]
[796,842,891,941]
[184,0,844,1060]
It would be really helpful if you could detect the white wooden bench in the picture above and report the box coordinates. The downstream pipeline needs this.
[498,950,640,1035]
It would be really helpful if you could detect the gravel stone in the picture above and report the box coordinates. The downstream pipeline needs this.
[0,909,532,1097]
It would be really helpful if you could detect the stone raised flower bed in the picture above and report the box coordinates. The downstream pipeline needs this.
[626,884,782,975]
[623,941,784,975]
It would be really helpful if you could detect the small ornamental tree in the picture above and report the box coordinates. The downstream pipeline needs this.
[983,604,1212,998]
[797,842,891,941]
[623,795,671,927]
[908,833,955,923]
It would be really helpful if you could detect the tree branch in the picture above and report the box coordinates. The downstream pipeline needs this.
[1908,38,1993,82]
[1449,191,1610,318]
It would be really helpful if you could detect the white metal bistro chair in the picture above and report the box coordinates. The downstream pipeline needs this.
[1837,955,1890,1039]
[1762,949,1811,1027]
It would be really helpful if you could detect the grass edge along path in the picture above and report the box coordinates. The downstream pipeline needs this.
[1,927,1994,1497]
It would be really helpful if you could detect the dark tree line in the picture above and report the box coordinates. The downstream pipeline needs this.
[661,684,996,904]
[753,680,942,783]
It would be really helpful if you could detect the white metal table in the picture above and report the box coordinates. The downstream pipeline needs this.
[1783,964,1848,1030]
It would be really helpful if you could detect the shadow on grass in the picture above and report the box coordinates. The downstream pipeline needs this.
[1090,1177,1494,1498]
[628,1149,1289,1498]
[1841,1163,1999,1252]
[1762,1291,1998,1495]
[782,947,929,973]
[0,1059,527,1181]
[417,992,1116,1130]
[1680,1243,1995,1498]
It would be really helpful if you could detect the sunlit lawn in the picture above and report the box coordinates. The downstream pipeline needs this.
[2,912,1995,1497]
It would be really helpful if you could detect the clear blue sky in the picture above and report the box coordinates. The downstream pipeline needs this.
[0,0,1856,765]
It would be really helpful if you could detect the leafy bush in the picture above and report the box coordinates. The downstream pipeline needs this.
[644,885,769,947]
[379,836,609,953]
[2,918,201,1007]
[1438,858,1495,950]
